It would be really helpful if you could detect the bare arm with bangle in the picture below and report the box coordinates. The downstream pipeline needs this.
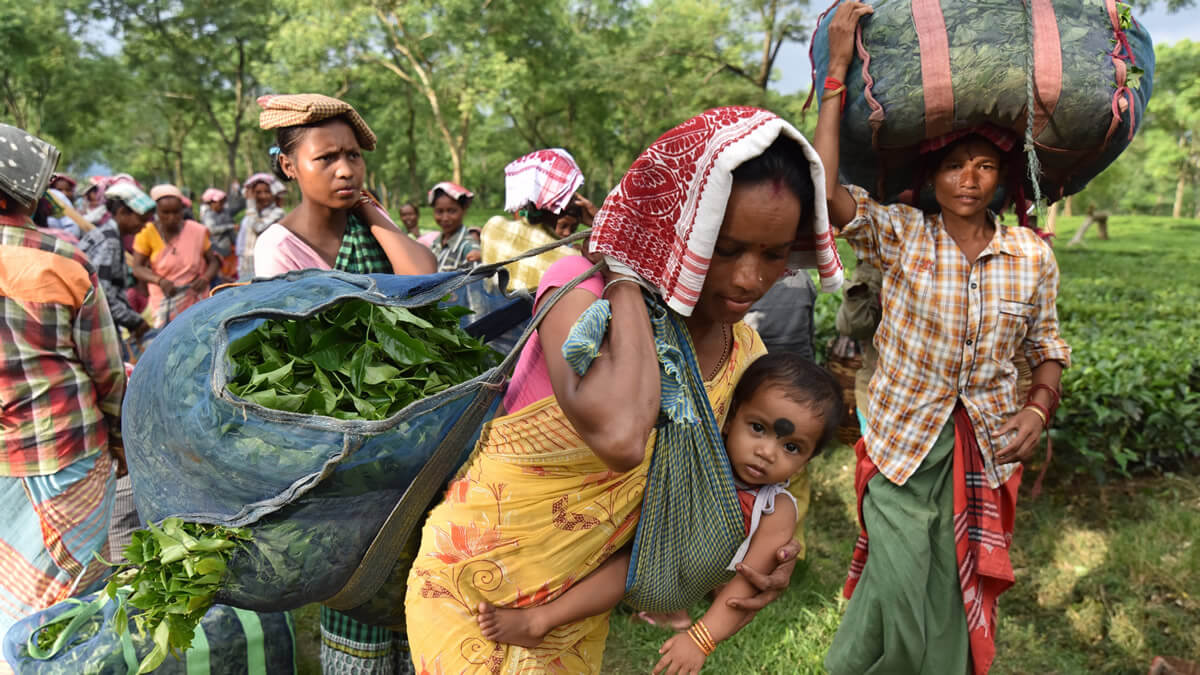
[813,2,875,229]
[539,269,661,472]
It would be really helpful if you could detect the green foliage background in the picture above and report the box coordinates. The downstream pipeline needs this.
[2,2,1196,218]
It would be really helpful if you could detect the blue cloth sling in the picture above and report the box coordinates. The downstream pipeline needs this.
[562,296,745,612]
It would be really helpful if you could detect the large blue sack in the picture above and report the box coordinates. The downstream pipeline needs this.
[123,239,595,628]
[808,0,1155,203]
[2,590,295,674]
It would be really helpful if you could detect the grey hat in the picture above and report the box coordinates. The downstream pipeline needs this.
[0,124,60,208]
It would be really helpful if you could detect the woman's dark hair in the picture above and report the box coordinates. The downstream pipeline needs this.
[729,352,845,456]
[430,188,472,209]
[732,135,816,226]
[399,202,419,212]
[32,197,53,227]
[0,188,16,215]
[105,197,131,216]
[270,115,357,182]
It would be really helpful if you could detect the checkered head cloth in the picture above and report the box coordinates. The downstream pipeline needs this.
[589,106,843,317]
[106,182,156,215]
[257,94,377,151]
[502,148,584,214]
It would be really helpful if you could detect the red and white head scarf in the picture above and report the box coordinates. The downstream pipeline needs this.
[589,106,843,317]
[245,173,274,190]
[503,148,584,214]
[427,181,474,206]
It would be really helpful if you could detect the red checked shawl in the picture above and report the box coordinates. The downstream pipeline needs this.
[503,148,584,214]
[588,106,843,317]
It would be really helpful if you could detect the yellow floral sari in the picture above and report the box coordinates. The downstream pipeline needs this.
[406,323,765,674]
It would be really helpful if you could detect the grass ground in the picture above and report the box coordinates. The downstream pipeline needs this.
[294,215,1200,674]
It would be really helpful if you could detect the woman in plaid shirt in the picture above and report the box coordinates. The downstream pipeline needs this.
[0,124,125,640]
[818,5,1071,674]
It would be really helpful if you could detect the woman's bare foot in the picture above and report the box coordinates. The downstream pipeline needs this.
[476,602,551,648]
[632,609,692,631]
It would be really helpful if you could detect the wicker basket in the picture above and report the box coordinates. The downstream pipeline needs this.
[826,336,865,447]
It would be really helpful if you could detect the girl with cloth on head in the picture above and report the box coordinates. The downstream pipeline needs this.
[253,94,434,280]
[200,187,238,280]
[78,178,110,226]
[251,92,434,675]
[480,148,598,292]
[130,183,220,329]
[817,5,1071,674]
[405,106,844,673]
[0,124,124,643]
[236,172,286,279]
[427,181,481,271]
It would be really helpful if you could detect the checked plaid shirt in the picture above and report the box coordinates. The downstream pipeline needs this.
[480,215,575,292]
[77,221,145,332]
[840,186,1071,488]
[0,217,125,477]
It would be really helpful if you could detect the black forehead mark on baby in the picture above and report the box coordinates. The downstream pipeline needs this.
[773,418,794,438]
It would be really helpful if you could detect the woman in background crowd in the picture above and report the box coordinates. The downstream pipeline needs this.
[200,187,238,281]
[236,172,286,279]
[427,181,480,271]
[131,184,219,328]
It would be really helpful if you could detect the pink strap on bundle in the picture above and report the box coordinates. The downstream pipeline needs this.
[1030,0,1063,137]
[910,0,954,140]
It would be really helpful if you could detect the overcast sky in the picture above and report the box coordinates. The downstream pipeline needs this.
[770,3,1199,95]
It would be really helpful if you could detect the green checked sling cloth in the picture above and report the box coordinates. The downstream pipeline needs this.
[562,296,745,612]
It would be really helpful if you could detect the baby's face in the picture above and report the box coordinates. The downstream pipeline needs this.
[723,385,824,486]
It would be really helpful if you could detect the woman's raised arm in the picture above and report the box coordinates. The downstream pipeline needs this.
[814,2,874,228]
[356,197,436,274]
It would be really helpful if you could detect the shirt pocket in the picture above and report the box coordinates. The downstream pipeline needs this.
[993,299,1034,361]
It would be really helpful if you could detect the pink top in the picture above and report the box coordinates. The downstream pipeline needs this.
[254,223,331,277]
[502,255,604,413]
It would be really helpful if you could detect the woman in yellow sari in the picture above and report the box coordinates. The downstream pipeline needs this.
[405,107,844,673]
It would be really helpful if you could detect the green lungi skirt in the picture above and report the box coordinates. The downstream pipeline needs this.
[826,419,969,675]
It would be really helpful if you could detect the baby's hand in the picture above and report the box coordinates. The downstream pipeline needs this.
[652,631,707,674]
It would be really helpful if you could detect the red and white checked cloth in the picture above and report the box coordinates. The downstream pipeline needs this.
[588,106,843,317]
[502,148,585,214]
[427,181,474,206]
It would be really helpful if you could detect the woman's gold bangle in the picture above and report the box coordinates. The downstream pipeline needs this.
[1023,404,1048,427]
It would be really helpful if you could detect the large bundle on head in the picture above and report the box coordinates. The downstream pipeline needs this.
[809,0,1154,205]
[121,267,542,628]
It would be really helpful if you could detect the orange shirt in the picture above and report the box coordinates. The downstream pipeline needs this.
[133,221,211,263]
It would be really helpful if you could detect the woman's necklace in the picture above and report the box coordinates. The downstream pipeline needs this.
[706,324,731,382]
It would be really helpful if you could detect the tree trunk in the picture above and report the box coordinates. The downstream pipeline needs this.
[1173,167,1186,219]
[1063,195,1073,218]
[757,1,776,90]
[405,88,419,201]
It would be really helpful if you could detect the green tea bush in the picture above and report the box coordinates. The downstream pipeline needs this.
[1053,278,1200,478]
